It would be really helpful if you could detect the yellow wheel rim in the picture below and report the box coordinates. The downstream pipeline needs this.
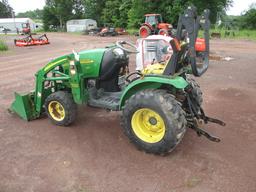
[131,108,166,143]
[48,101,65,121]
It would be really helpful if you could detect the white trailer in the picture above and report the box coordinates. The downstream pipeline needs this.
[0,18,37,34]
[66,19,97,32]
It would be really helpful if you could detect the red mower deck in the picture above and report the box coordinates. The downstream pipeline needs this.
[14,34,50,47]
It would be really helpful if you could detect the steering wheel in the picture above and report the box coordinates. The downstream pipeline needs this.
[116,41,138,53]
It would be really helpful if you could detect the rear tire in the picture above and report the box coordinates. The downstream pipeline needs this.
[45,91,77,126]
[186,75,203,111]
[139,26,151,38]
[121,89,187,155]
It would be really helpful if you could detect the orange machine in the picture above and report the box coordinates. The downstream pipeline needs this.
[139,14,173,38]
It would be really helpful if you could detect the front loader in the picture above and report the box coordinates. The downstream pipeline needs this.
[10,6,225,155]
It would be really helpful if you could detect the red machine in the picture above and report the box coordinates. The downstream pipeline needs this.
[14,34,50,47]
[139,14,173,38]
[139,14,206,52]
[99,27,118,36]
[195,38,206,52]
[21,23,31,35]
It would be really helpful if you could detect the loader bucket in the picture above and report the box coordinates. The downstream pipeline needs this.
[10,92,37,121]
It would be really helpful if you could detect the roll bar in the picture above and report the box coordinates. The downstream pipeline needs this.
[163,6,210,77]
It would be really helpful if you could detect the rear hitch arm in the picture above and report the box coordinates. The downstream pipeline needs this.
[199,107,226,126]
[186,93,225,142]
[201,115,226,126]
[190,123,221,142]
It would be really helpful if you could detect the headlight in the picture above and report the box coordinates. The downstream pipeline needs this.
[70,60,76,75]
[168,24,173,29]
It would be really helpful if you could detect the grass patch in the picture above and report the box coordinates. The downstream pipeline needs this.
[0,40,8,51]
[211,29,256,40]
[0,33,17,36]
[35,28,46,33]
[127,28,256,39]
[127,28,138,35]
[68,31,83,35]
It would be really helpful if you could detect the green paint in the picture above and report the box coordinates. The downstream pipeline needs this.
[10,92,37,120]
[43,56,69,72]
[10,48,105,120]
[78,48,106,77]
[119,76,188,109]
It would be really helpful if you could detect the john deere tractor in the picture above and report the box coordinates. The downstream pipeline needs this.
[10,6,225,155]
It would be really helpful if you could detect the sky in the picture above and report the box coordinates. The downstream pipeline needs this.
[8,0,256,15]
[226,0,256,15]
[8,0,45,14]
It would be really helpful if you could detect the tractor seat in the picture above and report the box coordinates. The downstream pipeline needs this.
[99,48,128,81]
[97,48,128,92]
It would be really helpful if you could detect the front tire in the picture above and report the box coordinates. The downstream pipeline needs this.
[45,91,77,126]
[121,89,187,155]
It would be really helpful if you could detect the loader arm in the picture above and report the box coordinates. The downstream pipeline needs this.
[10,55,72,120]
[34,55,71,115]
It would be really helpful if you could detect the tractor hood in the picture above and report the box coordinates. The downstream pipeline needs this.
[78,48,106,78]
[41,48,106,78]
[158,23,172,29]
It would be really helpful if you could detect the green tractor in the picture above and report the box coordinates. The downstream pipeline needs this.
[10,6,225,155]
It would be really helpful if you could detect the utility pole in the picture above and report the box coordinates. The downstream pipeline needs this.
[12,11,18,34]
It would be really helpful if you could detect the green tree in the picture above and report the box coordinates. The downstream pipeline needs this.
[240,3,256,29]
[43,0,84,30]
[101,0,132,27]
[221,3,256,30]
[0,0,13,18]
[189,0,232,23]
[119,0,132,27]
[49,0,73,28]
[127,0,232,28]
[42,5,59,30]
[127,0,185,28]
[152,0,185,26]
[41,0,233,30]
[127,0,147,28]
[83,0,106,26]
[16,9,43,20]
[73,0,85,19]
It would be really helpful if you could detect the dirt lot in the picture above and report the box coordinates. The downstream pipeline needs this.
[0,33,256,192]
